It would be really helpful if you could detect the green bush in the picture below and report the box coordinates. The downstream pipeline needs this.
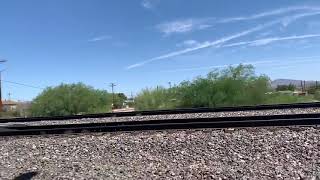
[134,64,319,110]
[266,93,297,104]
[315,91,320,100]
[112,93,127,109]
[30,83,112,116]
[176,65,270,108]
[134,86,177,110]
[135,64,271,110]
[0,111,20,118]
[307,85,320,94]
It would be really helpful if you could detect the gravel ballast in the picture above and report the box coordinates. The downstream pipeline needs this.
[10,107,320,126]
[0,127,319,179]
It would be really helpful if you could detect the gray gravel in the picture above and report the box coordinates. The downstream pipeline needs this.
[0,127,319,179]
[9,107,320,126]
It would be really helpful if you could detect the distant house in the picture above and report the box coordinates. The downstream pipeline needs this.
[1,100,31,117]
[124,98,134,108]
[2,100,18,112]
[125,98,134,103]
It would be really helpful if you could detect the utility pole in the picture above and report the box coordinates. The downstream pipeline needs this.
[0,71,2,111]
[110,83,116,109]
[7,92,11,101]
[0,59,7,112]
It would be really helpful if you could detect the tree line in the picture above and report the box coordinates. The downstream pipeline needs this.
[134,64,319,110]
[28,64,320,116]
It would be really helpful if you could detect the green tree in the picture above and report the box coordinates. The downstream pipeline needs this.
[134,64,271,110]
[113,93,127,109]
[134,64,316,111]
[176,64,270,107]
[30,83,112,116]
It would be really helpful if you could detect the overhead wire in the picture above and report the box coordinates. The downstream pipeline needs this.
[1,80,45,90]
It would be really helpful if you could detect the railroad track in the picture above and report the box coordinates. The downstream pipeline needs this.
[1,113,319,136]
[0,102,320,124]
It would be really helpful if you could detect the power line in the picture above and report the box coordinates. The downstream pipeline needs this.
[2,80,45,90]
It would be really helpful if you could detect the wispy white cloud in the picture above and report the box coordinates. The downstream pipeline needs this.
[141,0,160,10]
[156,18,213,35]
[257,30,274,38]
[281,11,320,27]
[88,35,112,42]
[127,9,320,70]
[219,5,320,23]
[160,56,320,73]
[176,40,203,47]
[156,5,320,35]
[127,19,280,69]
[182,40,198,46]
[199,24,213,29]
[141,0,153,9]
[223,34,320,47]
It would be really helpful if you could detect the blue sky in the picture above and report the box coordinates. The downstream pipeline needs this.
[1,0,320,100]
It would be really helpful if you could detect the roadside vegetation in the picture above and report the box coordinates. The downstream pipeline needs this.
[315,90,320,101]
[30,83,114,116]
[134,64,318,111]
[26,64,319,116]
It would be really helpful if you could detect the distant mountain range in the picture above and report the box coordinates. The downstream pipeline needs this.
[271,79,319,89]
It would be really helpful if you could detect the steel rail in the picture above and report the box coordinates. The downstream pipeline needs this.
[1,113,319,136]
[1,102,320,123]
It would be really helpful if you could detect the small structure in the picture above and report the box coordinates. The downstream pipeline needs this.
[293,91,308,96]
[2,100,18,112]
